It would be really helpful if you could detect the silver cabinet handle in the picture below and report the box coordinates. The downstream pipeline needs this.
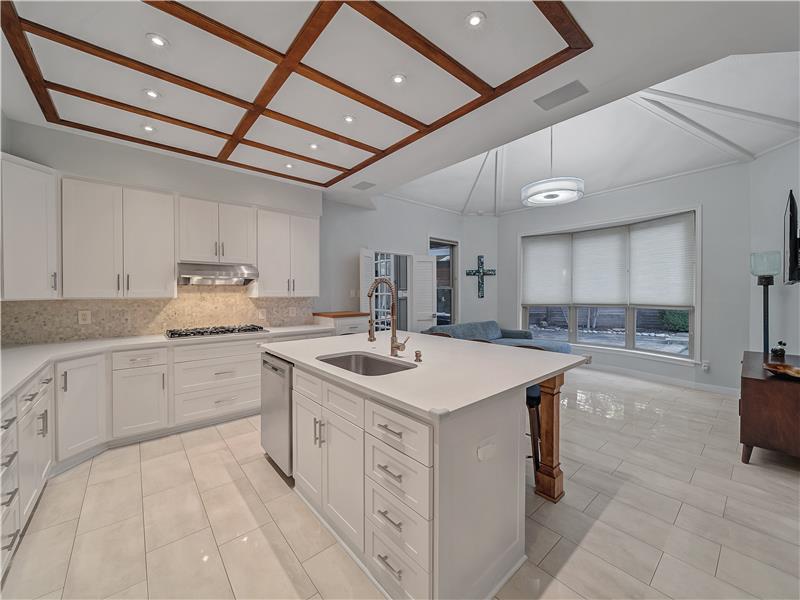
[377,554,402,581]
[377,463,403,483]
[221,242,225,257]
[0,416,16,430]
[313,417,319,446]
[214,241,218,256]
[1,451,18,468]
[1,529,19,551]
[117,273,121,291]
[126,274,130,291]
[40,377,53,385]
[318,421,325,445]
[214,396,239,405]
[37,411,46,437]
[1,487,18,507]
[62,371,68,392]
[377,509,403,531]
[51,272,57,291]
[23,392,38,403]
[162,373,166,389]
[287,278,291,293]
[377,423,403,439]
[292,278,295,292]
[43,409,48,437]
[214,371,234,376]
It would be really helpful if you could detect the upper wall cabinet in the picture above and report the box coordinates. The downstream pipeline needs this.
[178,197,256,265]
[62,179,175,299]
[1,155,59,300]
[253,210,319,297]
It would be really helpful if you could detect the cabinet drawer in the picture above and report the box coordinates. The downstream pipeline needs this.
[173,339,265,363]
[0,397,17,454]
[1,459,18,517]
[112,347,167,370]
[174,356,260,394]
[365,435,432,519]
[1,495,20,576]
[322,381,364,427]
[175,382,259,425]
[365,400,431,466]
[366,478,431,572]
[335,317,368,335]
[366,522,430,600]
[1,424,17,475]
[293,369,322,404]
[17,365,53,418]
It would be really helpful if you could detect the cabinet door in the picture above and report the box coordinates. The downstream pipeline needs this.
[255,210,291,297]
[178,197,219,263]
[219,203,256,265]
[62,179,123,298]
[35,389,53,495]
[56,354,106,460]
[123,188,175,298]
[290,215,319,297]
[293,392,322,507]
[1,158,59,300]
[17,405,39,523]
[322,407,364,551]
[112,365,167,438]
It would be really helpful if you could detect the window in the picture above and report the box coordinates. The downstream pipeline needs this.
[429,239,458,325]
[521,212,696,358]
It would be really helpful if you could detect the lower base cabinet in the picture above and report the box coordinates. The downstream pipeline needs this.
[17,385,53,524]
[112,365,168,438]
[56,354,107,461]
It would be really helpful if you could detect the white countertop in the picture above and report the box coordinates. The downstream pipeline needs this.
[261,331,586,418]
[1,324,334,399]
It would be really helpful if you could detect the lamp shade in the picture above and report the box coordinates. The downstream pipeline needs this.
[750,251,782,276]
[521,177,584,206]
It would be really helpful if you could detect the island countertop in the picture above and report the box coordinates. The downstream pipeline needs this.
[261,330,586,417]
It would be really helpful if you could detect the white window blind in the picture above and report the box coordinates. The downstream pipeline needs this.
[521,234,571,304]
[629,212,696,306]
[572,226,628,304]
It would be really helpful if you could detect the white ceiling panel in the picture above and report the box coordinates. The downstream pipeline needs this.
[246,116,373,169]
[383,1,567,88]
[302,4,479,124]
[17,1,274,101]
[229,145,339,183]
[51,91,225,156]
[270,73,416,149]
[29,36,245,133]
[184,1,316,54]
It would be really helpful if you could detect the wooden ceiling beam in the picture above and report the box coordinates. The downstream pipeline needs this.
[534,1,593,50]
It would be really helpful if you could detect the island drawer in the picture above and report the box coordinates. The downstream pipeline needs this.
[1,494,19,576]
[322,382,364,427]
[0,396,17,449]
[334,317,368,335]
[1,459,18,518]
[112,347,167,370]
[366,477,431,572]
[174,356,260,394]
[293,369,322,404]
[365,521,431,600]
[174,339,264,363]
[365,435,432,519]
[365,400,431,466]
[16,365,53,418]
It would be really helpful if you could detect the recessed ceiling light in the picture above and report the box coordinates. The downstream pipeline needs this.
[285,163,293,169]
[343,115,354,123]
[391,73,406,85]
[466,11,486,28]
[142,124,156,133]
[146,33,169,47]
[309,143,319,150]
[143,88,160,99]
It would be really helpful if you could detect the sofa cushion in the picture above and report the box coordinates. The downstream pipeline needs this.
[425,320,503,341]
[492,338,572,354]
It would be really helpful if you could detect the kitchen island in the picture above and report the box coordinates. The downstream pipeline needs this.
[261,331,586,600]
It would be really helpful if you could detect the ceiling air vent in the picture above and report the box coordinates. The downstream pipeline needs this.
[534,80,589,111]
[352,181,376,190]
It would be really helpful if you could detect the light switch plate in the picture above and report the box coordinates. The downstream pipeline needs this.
[257,309,267,321]
[78,310,91,325]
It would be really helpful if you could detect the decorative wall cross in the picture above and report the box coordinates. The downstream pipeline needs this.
[465,255,496,298]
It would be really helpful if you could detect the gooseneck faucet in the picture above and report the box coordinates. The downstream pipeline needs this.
[366,277,409,357]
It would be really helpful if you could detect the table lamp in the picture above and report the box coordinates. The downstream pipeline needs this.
[750,251,782,356]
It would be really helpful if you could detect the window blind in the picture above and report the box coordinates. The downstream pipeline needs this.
[572,226,628,304]
[521,234,571,304]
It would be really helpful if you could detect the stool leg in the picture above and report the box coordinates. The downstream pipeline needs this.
[528,405,540,470]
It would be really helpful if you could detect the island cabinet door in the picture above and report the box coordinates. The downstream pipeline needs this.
[293,392,322,507]
[321,407,364,552]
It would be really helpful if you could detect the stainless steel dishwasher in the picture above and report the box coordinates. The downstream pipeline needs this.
[261,353,293,476]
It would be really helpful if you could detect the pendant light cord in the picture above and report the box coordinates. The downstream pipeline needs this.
[549,126,554,178]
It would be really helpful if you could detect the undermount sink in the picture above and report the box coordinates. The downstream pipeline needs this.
[316,352,417,376]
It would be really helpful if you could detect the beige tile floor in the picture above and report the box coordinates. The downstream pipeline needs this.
[3,369,799,599]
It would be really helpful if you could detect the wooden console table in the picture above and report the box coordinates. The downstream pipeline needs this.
[740,351,800,463]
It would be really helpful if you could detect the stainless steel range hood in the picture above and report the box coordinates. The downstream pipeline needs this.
[177,262,258,286]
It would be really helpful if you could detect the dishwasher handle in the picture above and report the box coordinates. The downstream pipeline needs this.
[262,358,287,377]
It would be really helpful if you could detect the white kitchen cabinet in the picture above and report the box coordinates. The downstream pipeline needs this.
[219,203,256,264]
[254,210,319,297]
[112,364,167,438]
[292,391,322,507]
[1,156,59,300]
[61,178,123,298]
[290,215,319,297]
[56,354,106,461]
[179,197,256,265]
[17,390,52,523]
[123,188,175,298]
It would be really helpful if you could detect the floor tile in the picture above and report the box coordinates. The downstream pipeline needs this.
[36,589,63,599]
[729,462,800,503]
[143,481,209,551]
[87,445,140,486]
[266,492,335,562]
[618,424,706,455]
[599,443,695,482]
[691,469,798,515]
[497,560,583,600]
[63,515,146,600]
[188,448,245,492]
[524,518,561,565]
[27,478,86,533]
[2,520,77,600]
[561,477,598,512]
[140,435,184,461]
[716,546,800,600]
[218,522,316,599]
[201,478,273,544]
[180,426,227,458]
[47,461,90,488]
[241,457,292,503]
[104,580,147,599]
[526,487,546,516]
[636,440,733,478]
[146,528,233,600]
[216,418,255,440]
[141,450,194,497]
[723,496,800,545]
[77,472,142,535]
[224,430,265,464]
[302,544,381,600]
[560,441,622,474]
[650,554,754,599]
[246,415,261,431]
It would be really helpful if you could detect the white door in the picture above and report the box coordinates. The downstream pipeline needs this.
[56,355,106,460]
[290,216,319,297]
[411,255,436,332]
[293,392,322,507]
[321,407,364,551]
[219,203,256,265]
[17,403,40,522]
[359,248,375,313]
[178,197,219,263]
[123,188,175,298]
[255,210,291,297]
[1,158,59,299]
[112,365,167,438]
[62,179,123,298]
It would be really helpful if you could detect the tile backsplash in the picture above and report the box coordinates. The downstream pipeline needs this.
[0,286,314,346]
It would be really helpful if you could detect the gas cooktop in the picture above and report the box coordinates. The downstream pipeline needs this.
[165,324,266,339]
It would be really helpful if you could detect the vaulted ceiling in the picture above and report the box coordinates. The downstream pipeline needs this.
[388,51,800,215]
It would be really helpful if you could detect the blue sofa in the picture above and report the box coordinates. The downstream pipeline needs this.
[422,320,572,354]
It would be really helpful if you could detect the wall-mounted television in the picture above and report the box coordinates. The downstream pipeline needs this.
[786,189,799,284]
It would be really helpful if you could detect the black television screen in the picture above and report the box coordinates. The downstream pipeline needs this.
[786,190,799,284]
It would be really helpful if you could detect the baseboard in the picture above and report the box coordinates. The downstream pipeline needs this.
[580,363,739,397]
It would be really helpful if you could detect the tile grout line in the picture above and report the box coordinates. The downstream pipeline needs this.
[57,457,93,597]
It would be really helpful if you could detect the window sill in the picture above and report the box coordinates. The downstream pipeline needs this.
[571,343,700,367]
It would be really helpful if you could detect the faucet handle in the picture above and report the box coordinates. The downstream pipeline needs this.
[399,336,409,350]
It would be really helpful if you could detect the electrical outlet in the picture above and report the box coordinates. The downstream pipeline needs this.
[288,307,297,317]
[257,309,267,321]
[78,310,92,325]
[701,361,710,372]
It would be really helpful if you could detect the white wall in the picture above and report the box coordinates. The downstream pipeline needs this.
[1,118,322,216]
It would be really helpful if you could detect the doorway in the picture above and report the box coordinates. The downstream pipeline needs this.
[429,238,458,326]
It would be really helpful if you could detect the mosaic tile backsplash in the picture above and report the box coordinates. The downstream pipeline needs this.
[1,286,314,346]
